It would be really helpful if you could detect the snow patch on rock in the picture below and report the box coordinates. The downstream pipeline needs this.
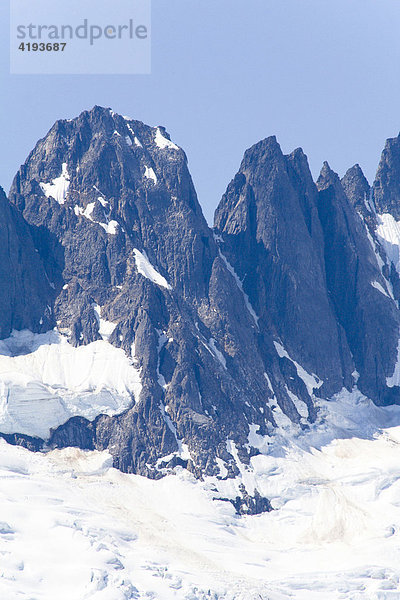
[126,124,142,147]
[133,249,171,290]
[98,220,118,235]
[274,341,323,396]
[387,336,400,388]
[154,127,179,151]
[144,166,157,184]
[218,248,259,327]
[209,338,227,370]
[93,304,117,342]
[40,163,70,205]
[376,213,400,277]
[74,200,118,235]
[371,280,390,298]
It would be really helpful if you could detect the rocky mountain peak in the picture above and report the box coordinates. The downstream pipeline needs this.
[316,161,341,190]
[341,164,374,222]
[2,110,400,494]
[373,133,400,219]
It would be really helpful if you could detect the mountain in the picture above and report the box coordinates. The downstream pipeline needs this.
[7,107,283,503]
[214,140,400,406]
[2,106,400,515]
[0,185,52,339]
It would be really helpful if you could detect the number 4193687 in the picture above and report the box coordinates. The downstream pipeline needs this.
[18,42,67,51]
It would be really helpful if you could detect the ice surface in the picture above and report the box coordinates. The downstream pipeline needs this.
[0,329,142,439]
[155,127,179,151]
[133,249,171,289]
[40,163,70,205]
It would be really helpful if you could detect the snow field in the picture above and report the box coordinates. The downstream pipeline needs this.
[0,329,142,439]
[2,390,400,597]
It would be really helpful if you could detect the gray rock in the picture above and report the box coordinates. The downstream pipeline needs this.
[214,138,353,400]
[373,134,400,218]
[0,186,52,339]
[8,107,279,483]
[317,162,400,404]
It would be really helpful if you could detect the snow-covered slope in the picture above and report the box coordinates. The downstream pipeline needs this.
[2,390,400,599]
[0,329,142,439]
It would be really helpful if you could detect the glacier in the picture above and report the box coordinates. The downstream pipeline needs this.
[1,389,400,599]
[0,329,142,439]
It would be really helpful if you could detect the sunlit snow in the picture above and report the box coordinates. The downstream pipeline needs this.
[40,163,70,205]
[0,329,141,439]
[126,124,143,147]
[74,201,119,235]
[0,384,400,600]
[98,220,119,235]
[376,213,400,277]
[133,249,171,289]
[2,389,400,598]
[144,165,157,183]
[93,304,117,341]
[155,127,179,151]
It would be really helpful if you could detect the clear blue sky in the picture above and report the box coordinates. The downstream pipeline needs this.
[1,0,400,223]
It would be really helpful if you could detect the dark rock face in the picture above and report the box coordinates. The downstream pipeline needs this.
[0,432,44,452]
[373,134,400,219]
[214,139,400,407]
[8,107,281,480]
[0,186,52,339]
[317,163,400,404]
[3,107,400,498]
[214,139,354,399]
[218,485,273,516]
[342,164,373,220]
[342,164,400,306]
